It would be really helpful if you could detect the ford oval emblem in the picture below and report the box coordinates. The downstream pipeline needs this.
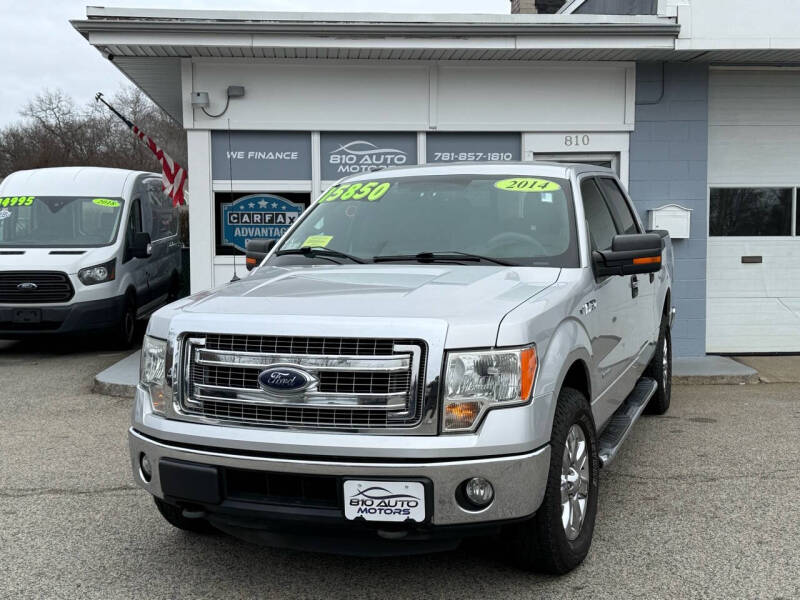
[258,366,314,394]
[17,282,38,290]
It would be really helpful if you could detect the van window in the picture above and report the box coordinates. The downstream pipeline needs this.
[0,196,124,248]
[146,181,177,240]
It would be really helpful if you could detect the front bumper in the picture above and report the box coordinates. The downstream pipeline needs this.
[0,295,125,336]
[129,428,550,535]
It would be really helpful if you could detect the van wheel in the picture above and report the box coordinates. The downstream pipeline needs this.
[154,498,216,534]
[505,387,599,574]
[166,273,181,303]
[113,294,137,349]
[644,317,671,415]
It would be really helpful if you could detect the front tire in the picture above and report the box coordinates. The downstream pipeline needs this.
[112,293,137,349]
[644,317,671,415]
[506,387,599,574]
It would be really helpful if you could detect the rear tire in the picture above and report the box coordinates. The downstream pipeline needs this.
[644,316,671,415]
[112,293,137,349]
[506,387,599,574]
[154,498,216,534]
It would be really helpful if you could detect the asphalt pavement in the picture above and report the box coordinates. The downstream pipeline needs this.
[1,338,798,600]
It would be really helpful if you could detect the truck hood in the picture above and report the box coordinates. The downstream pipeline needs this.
[165,265,561,348]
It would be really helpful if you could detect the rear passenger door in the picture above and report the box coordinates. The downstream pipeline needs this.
[580,177,637,427]
[596,176,658,356]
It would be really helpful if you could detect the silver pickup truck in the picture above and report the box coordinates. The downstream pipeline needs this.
[132,163,674,574]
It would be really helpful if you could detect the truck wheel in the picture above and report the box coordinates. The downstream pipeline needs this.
[506,387,599,574]
[154,497,216,534]
[644,317,671,415]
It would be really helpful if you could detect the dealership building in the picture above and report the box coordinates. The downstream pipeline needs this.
[73,0,800,357]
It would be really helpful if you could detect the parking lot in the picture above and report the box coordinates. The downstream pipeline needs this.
[1,339,798,600]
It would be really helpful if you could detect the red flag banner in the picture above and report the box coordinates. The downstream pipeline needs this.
[132,125,187,207]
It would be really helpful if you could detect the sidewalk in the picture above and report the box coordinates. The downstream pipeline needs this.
[93,350,761,398]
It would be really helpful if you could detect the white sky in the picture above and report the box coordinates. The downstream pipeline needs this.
[0,0,509,127]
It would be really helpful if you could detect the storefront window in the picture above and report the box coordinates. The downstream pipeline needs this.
[215,192,310,255]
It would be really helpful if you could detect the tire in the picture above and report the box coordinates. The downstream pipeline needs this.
[506,387,599,574]
[112,293,137,349]
[153,497,216,534]
[644,316,671,415]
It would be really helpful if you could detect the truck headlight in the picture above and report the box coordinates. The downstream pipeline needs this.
[78,259,116,285]
[442,346,537,432]
[140,335,171,415]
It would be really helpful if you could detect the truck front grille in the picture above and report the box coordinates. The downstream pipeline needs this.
[181,334,427,431]
[0,271,74,304]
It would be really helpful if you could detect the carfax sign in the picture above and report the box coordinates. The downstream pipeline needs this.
[220,194,303,252]
[321,133,417,180]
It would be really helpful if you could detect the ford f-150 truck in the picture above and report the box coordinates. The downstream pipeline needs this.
[132,163,674,574]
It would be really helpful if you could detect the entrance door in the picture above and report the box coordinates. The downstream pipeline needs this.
[535,153,620,175]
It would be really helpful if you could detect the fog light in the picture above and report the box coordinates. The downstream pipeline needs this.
[140,453,152,482]
[463,477,494,508]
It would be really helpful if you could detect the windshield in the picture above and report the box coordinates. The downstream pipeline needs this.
[273,174,578,267]
[0,196,124,247]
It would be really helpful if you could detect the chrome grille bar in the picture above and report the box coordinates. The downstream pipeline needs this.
[178,334,426,431]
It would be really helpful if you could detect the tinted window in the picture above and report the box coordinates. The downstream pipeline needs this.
[147,182,177,240]
[598,178,638,235]
[273,174,579,268]
[710,188,792,236]
[581,179,617,251]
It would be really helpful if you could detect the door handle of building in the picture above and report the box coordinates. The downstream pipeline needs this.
[631,275,639,299]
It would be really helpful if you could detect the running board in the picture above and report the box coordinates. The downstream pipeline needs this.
[597,377,658,467]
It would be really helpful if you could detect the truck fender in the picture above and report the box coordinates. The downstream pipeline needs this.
[531,318,593,448]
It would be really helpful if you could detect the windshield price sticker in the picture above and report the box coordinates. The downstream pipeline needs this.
[301,235,333,248]
[92,198,120,208]
[495,178,561,193]
[0,196,34,207]
[319,181,392,203]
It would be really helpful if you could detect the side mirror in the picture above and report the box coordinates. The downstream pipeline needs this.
[593,233,663,277]
[245,239,276,271]
[130,232,152,259]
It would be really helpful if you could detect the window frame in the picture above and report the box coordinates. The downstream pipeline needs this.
[596,176,641,235]
[708,185,799,239]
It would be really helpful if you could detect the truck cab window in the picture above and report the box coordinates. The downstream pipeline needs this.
[597,177,639,235]
[581,178,617,251]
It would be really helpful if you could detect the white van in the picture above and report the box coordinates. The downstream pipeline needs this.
[0,167,182,346]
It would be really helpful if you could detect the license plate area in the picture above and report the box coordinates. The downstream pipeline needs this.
[343,479,428,523]
[13,309,41,323]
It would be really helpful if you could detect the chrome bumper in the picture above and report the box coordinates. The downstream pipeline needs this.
[129,428,550,526]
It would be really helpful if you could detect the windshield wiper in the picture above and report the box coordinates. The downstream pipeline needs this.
[373,251,514,266]
[275,246,366,264]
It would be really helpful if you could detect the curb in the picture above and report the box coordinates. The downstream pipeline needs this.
[673,373,761,386]
[92,378,137,398]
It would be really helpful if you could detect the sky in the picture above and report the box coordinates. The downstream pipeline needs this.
[0,0,509,127]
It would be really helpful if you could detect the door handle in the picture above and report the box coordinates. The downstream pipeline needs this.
[630,275,639,299]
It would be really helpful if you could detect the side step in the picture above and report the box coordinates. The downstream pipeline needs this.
[597,377,658,467]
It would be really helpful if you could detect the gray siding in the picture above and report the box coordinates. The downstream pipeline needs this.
[630,63,709,357]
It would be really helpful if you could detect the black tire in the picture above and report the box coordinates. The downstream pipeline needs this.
[154,497,216,534]
[112,293,137,349]
[644,316,671,415]
[506,387,599,574]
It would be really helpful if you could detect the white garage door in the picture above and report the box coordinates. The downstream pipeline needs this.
[707,68,800,353]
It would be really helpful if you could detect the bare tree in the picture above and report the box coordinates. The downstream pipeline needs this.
[0,86,187,179]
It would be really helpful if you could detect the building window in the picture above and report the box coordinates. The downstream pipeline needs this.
[710,188,794,237]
